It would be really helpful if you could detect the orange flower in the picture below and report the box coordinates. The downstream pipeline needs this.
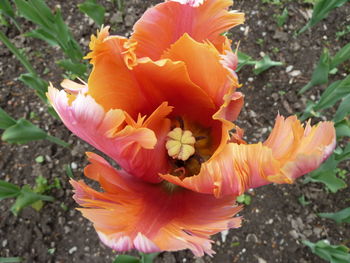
[48,0,335,256]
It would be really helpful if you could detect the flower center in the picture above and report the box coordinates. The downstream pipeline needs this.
[166,127,196,161]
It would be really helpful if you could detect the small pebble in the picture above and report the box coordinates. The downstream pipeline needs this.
[286,65,293,73]
[2,240,7,247]
[289,70,301,77]
[69,246,77,254]
[71,162,78,170]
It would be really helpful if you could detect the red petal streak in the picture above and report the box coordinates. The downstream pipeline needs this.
[72,154,242,256]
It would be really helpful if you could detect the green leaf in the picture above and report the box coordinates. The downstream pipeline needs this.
[236,51,256,72]
[335,120,350,138]
[113,255,140,263]
[10,185,54,215]
[330,42,350,70]
[25,28,58,46]
[303,240,350,263]
[253,55,283,75]
[78,0,105,26]
[65,164,74,178]
[299,0,349,34]
[0,0,20,30]
[35,155,44,163]
[14,0,52,29]
[335,143,350,162]
[140,253,159,263]
[1,118,47,144]
[0,0,15,19]
[298,195,311,206]
[0,107,16,129]
[236,194,252,205]
[299,48,330,94]
[314,75,350,111]
[318,207,350,224]
[0,180,20,201]
[57,59,87,77]
[0,258,22,263]
[306,155,347,193]
[276,7,289,27]
[18,73,48,94]
[333,94,350,123]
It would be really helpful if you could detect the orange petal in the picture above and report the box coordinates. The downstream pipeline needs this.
[160,115,336,197]
[85,27,216,126]
[264,115,336,183]
[130,0,244,60]
[48,85,172,183]
[72,154,242,256]
[162,33,239,106]
[132,57,217,126]
[85,27,147,117]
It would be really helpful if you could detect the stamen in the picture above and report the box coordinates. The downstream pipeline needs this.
[166,127,196,161]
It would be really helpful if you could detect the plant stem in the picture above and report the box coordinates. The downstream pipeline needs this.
[46,135,70,148]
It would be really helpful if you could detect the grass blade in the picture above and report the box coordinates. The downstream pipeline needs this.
[299,0,348,34]
[299,48,330,94]
[314,75,350,111]
[330,42,350,70]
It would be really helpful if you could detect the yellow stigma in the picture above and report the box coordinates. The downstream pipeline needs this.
[166,127,196,161]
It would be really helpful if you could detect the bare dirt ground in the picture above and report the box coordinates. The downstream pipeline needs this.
[0,0,349,262]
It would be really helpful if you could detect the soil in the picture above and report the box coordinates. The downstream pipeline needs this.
[1,0,350,263]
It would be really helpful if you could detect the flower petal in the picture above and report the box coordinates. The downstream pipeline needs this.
[85,27,147,117]
[130,0,244,60]
[85,27,216,126]
[160,115,335,197]
[162,33,239,106]
[72,154,242,257]
[48,85,172,183]
[132,57,217,126]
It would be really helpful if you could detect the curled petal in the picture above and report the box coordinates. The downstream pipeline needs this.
[161,115,336,197]
[131,0,244,60]
[131,57,217,126]
[263,115,336,184]
[85,27,216,126]
[85,28,147,117]
[72,154,242,257]
[162,33,239,106]
[61,78,88,95]
[48,85,172,183]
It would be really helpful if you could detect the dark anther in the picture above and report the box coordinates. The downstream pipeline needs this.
[192,154,204,164]
[176,117,185,129]
[195,136,206,141]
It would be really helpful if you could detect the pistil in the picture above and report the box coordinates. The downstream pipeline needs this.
[166,127,196,161]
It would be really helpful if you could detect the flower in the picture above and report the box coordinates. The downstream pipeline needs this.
[48,0,335,257]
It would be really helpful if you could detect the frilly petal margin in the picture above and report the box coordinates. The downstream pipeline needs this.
[160,115,336,197]
[71,153,242,257]
[130,0,244,60]
[47,85,172,183]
